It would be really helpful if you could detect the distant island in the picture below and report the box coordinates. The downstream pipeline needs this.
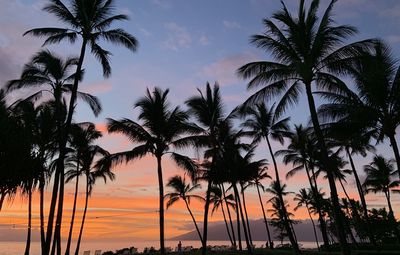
[170,219,321,242]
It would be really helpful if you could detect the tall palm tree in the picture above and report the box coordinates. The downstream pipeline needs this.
[237,1,374,253]
[105,87,196,255]
[246,167,273,248]
[323,123,376,243]
[294,188,320,250]
[24,1,137,252]
[165,175,204,243]
[64,122,102,255]
[276,124,330,247]
[363,155,400,241]
[319,42,400,179]
[267,183,297,247]
[74,144,114,255]
[7,49,101,255]
[240,103,299,252]
[210,185,236,246]
[184,82,226,255]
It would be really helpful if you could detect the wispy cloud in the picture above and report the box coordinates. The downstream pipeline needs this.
[82,80,113,94]
[199,52,259,87]
[223,20,242,30]
[163,22,192,50]
[199,35,210,46]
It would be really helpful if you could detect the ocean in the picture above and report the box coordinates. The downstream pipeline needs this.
[0,240,318,254]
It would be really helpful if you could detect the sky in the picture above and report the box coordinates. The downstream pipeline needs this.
[1,0,400,245]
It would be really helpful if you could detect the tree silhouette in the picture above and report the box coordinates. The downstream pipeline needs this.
[238,1,374,252]
[106,87,197,255]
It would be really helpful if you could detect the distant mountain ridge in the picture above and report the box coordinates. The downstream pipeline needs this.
[170,219,322,242]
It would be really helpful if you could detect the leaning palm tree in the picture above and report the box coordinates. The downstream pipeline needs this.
[246,167,273,248]
[7,51,101,254]
[74,144,114,255]
[239,103,299,251]
[267,183,297,247]
[24,1,138,252]
[363,155,400,241]
[294,188,320,250]
[210,185,236,246]
[324,124,376,244]
[165,175,204,243]
[64,123,102,255]
[184,82,226,255]
[105,87,197,255]
[319,41,400,179]
[276,124,330,247]
[237,1,374,253]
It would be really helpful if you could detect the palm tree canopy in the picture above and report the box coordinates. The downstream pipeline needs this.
[240,102,290,145]
[165,175,203,209]
[319,41,400,143]
[6,50,102,116]
[24,0,138,77]
[275,124,317,179]
[363,155,399,194]
[237,0,374,116]
[105,87,198,178]
[209,185,236,215]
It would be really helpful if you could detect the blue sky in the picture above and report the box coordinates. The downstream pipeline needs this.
[1,0,400,242]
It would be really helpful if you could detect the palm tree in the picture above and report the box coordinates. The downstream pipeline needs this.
[246,167,273,248]
[73,133,113,255]
[210,185,236,246]
[165,175,204,242]
[363,155,400,241]
[239,103,299,252]
[319,41,400,179]
[237,1,374,253]
[7,49,101,255]
[267,188,297,247]
[276,124,330,247]
[24,1,138,252]
[294,188,320,250]
[105,87,196,255]
[64,123,102,255]
[184,82,226,255]
[324,124,377,244]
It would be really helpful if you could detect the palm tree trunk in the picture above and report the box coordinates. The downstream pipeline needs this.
[221,184,236,248]
[265,136,300,253]
[65,162,80,255]
[220,199,233,245]
[339,179,351,201]
[388,134,400,180]
[155,155,165,255]
[45,167,60,255]
[305,84,350,255]
[255,184,273,248]
[304,164,330,248]
[53,38,88,255]
[384,190,400,242]
[184,199,203,243]
[52,164,65,255]
[24,188,32,255]
[346,149,374,244]
[201,181,212,255]
[74,175,89,255]
[233,184,252,254]
[240,184,253,246]
[234,192,242,251]
[306,205,320,251]
[40,174,46,255]
[44,84,64,255]
[217,185,233,245]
